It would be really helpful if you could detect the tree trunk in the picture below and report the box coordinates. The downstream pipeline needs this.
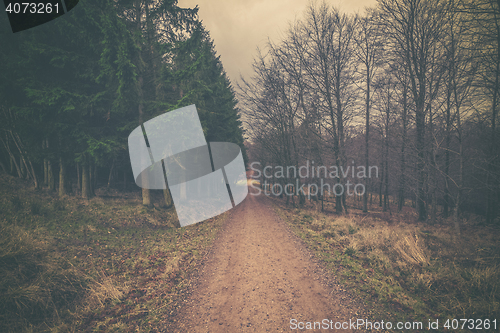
[43,158,48,185]
[444,133,451,217]
[76,163,81,191]
[163,188,173,208]
[12,154,21,178]
[342,191,348,214]
[379,159,383,207]
[453,72,464,236]
[363,63,370,213]
[107,158,115,188]
[123,169,128,191]
[44,158,48,186]
[1,134,22,177]
[454,137,462,238]
[59,157,66,197]
[65,169,72,195]
[136,0,151,207]
[416,104,427,221]
[398,81,408,212]
[142,187,152,206]
[299,186,306,206]
[48,159,55,191]
[336,178,343,213]
[486,38,499,224]
[383,158,388,212]
[82,163,91,199]
[89,162,96,196]
[44,138,54,190]
[43,139,48,186]
[383,89,390,212]
[19,155,24,178]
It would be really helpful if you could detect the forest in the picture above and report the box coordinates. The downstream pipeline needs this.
[0,0,246,206]
[0,0,248,331]
[0,0,499,331]
[242,0,500,230]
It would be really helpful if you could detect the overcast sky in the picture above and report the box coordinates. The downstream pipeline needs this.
[177,0,378,87]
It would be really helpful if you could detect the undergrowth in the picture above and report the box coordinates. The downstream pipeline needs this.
[273,197,500,330]
[0,175,226,332]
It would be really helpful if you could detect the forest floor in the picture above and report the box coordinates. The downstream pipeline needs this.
[268,194,500,332]
[1,174,499,332]
[0,174,230,332]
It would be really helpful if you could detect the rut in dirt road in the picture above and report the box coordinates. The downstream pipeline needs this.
[165,188,365,332]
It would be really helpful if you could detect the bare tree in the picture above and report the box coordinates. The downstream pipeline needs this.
[443,0,478,232]
[354,10,384,212]
[462,0,500,224]
[378,0,450,221]
[296,3,358,213]
[240,50,301,204]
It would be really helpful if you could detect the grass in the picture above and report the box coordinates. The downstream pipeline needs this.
[10,195,23,211]
[272,195,500,329]
[29,199,43,215]
[0,174,227,332]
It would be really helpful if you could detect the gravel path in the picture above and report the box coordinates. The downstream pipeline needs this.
[165,187,364,332]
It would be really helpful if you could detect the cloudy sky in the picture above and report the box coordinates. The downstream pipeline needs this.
[177,0,378,86]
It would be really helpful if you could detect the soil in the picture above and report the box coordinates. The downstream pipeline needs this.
[164,187,367,332]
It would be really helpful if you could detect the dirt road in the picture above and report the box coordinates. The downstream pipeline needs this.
[165,188,364,332]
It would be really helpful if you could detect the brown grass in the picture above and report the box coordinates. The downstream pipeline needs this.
[0,174,227,332]
[272,194,500,325]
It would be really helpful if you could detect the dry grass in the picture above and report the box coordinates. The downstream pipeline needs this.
[0,174,227,332]
[0,222,84,332]
[86,271,128,308]
[273,196,500,324]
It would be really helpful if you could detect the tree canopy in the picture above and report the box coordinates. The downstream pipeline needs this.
[0,0,246,203]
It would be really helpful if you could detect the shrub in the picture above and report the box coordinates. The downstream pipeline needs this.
[29,200,42,215]
[10,196,23,211]
[321,229,336,239]
[52,199,65,211]
[344,246,356,256]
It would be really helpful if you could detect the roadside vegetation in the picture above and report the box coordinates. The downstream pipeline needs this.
[0,174,226,332]
[272,195,500,328]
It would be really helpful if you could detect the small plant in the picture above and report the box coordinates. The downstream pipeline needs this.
[302,214,313,221]
[52,200,65,211]
[344,246,356,256]
[310,220,326,231]
[322,230,336,239]
[348,225,357,234]
[29,200,42,215]
[10,196,23,211]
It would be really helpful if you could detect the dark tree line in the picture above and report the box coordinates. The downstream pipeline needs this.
[241,0,500,230]
[0,0,246,210]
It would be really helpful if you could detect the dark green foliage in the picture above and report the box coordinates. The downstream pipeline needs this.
[0,4,246,328]
[344,246,356,256]
[165,24,247,160]
[10,196,23,211]
[0,0,245,191]
[52,199,65,211]
[29,200,42,215]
